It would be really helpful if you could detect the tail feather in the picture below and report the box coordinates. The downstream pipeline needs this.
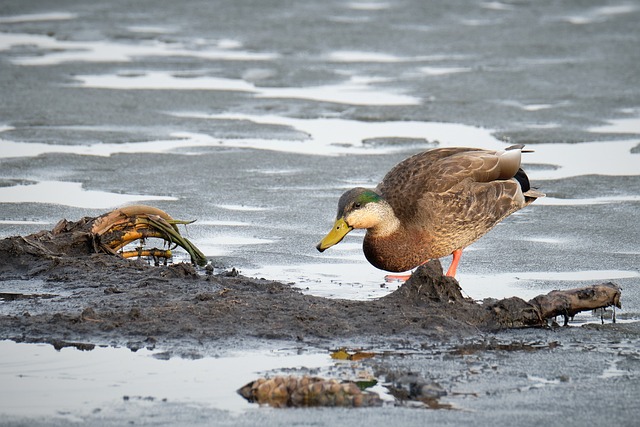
[507,145,543,204]
[513,168,531,192]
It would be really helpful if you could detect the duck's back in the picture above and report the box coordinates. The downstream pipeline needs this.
[376,147,528,223]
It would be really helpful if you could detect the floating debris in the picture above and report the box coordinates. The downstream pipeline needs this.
[238,375,383,408]
[330,348,377,361]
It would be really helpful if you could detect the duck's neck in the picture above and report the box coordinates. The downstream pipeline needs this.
[367,200,401,238]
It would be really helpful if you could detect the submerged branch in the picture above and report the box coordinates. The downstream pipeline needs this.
[530,282,622,326]
[486,282,622,328]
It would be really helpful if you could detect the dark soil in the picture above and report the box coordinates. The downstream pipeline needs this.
[0,217,581,354]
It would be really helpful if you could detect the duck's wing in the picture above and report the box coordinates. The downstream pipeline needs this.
[377,146,530,222]
[412,179,526,250]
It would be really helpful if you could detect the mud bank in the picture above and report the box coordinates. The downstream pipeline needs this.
[0,219,621,353]
[0,229,487,351]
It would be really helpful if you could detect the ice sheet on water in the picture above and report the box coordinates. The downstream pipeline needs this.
[0,181,176,209]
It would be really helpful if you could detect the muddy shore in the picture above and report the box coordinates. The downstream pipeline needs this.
[1,220,620,353]
[1,225,639,426]
[0,225,507,352]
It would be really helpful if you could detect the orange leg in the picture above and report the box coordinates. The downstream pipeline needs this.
[445,248,463,277]
[384,272,412,283]
[384,260,430,283]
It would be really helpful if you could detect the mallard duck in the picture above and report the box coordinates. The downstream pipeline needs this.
[316,145,543,278]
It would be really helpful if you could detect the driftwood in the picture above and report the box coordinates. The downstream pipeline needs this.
[531,283,621,325]
[485,282,621,328]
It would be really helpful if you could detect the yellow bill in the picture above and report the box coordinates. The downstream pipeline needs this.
[316,217,353,252]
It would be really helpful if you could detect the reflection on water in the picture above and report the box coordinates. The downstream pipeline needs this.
[0,340,332,419]
[243,261,639,304]
[523,139,640,180]
[589,115,640,134]
[198,236,276,257]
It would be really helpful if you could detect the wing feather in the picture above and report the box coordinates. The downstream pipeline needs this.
[376,147,526,223]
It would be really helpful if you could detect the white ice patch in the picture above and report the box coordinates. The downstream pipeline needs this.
[345,2,391,11]
[197,236,275,257]
[326,51,448,63]
[73,71,419,106]
[458,269,640,301]
[214,204,271,212]
[242,261,401,300]
[522,236,566,244]
[536,195,640,206]
[0,180,176,209]
[170,112,502,155]
[523,139,640,180]
[589,116,640,134]
[0,12,77,23]
[327,51,405,62]
[497,100,571,112]
[562,4,638,25]
[0,133,217,158]
[420,66,472,76]
[195,219,251,227]
[126,25,177,34]
[0,32,276,65]
[481,2,515,11]
[75,71,255,91]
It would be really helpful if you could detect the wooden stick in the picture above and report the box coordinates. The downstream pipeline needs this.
[529,282,621,326]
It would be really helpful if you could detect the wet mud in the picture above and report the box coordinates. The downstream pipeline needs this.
[0,221,476,351]
[0,217,620,353]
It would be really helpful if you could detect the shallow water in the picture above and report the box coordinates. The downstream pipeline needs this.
[0,340,334,419]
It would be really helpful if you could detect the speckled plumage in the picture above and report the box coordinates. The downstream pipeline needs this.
[317,145,544,274]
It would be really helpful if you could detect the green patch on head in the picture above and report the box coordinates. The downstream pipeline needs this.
[356,189,381,205]
[337,188,381,217]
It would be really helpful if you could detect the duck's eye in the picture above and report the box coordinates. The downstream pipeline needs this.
[354,202,362,209]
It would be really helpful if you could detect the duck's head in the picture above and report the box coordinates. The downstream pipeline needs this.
[316,188,393,252]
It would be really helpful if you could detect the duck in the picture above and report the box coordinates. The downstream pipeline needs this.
[316,145,544,279]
